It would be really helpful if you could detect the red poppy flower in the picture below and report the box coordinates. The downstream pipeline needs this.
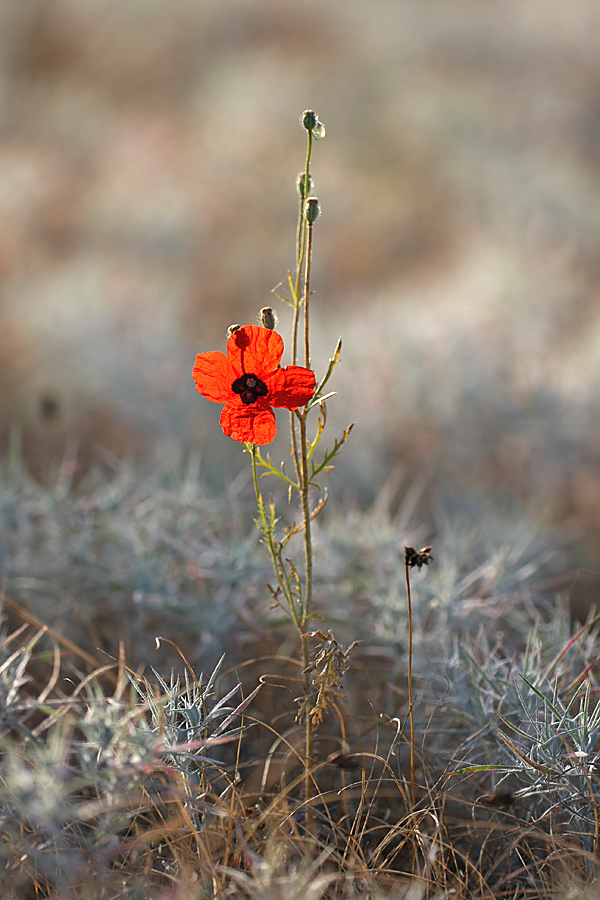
[193,325,316,445]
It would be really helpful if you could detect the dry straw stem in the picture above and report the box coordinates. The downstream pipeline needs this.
[403,546,433,809]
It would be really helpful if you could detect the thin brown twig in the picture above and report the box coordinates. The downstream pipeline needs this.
[404,561,416,808]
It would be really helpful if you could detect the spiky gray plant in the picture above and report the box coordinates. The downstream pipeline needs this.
[132,654,259,796]
[453,622,600,858]
[0,628,45,738]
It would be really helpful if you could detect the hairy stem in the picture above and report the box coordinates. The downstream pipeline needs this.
[297,127,316,831]
[249,444,301,627]
[298,418,313,626]
[303,221,314,370]
[301,619,313,835]
[290,129,313,483]
[292,129,312,367]
[298,410,314,828]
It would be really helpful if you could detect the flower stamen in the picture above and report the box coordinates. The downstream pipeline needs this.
[232,373,268,405]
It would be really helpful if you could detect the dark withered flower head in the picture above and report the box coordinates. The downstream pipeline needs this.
[404,546,433,569]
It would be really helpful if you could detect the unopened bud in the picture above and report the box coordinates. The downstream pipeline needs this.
[305,197,320,224]
[227,323,241,337]
[259,307,278,330]
[296,171,313,198]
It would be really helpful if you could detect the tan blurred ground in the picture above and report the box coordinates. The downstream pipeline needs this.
[1,0,600,546]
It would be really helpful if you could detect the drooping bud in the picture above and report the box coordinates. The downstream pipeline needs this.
[296,171,313,198]
[305,197,321,224]
[259,306,278,330]
[227,323,241,338]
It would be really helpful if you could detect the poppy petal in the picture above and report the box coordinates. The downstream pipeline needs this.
[266,366,316,409]
[220,398,277,445]
[227,325,284,378]
[193,351,233,403]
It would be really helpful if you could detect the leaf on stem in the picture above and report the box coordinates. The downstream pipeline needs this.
[306,338,342,412]
[253,448,298,487]
[309,423,354,483]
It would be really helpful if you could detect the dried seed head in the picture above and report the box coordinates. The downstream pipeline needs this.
[301,109,318,131]
[301,110,326,139]
[227,323,241,338]
[296,171,313,198]
[259,307,278,330]
[404,546,433,569]
[305,197,321,224]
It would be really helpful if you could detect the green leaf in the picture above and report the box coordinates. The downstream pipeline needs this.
[307,338,342,411]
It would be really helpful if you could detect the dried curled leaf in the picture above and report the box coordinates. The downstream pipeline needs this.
[296,630,360,728]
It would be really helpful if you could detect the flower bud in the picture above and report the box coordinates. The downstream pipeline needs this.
[296,171,313,198]
[259,307,278,330]
[227,323,241,337]
[305,197,320,224]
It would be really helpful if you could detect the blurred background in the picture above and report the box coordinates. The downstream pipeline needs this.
[1,0,600,587]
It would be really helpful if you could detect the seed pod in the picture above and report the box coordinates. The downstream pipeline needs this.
[301,110,318,131]
[300,110,326,139]
[296,172,313,198]
[305,197,321,224]
[259,307,278,330]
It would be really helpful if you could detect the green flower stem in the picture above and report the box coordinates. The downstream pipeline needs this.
[297,130,315,625]
[291,293,300,368]
[295,126,316,831]
[249,443,302,628]
[290,412,302,490]
[297,416,313,628]
[292,128,312,367]
[298,409,315,829]
[249,440,260,498]
[303,221,314,370]
[297,130,312,280]
[290,129,313,487]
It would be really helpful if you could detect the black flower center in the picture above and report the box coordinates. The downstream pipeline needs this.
[232,373,268,405]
